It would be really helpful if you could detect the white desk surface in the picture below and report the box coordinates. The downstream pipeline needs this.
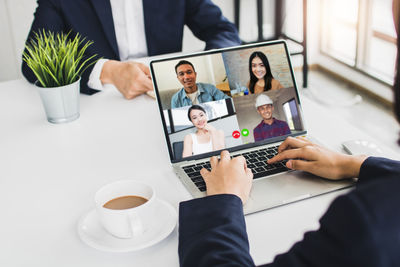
[1,79,398,267]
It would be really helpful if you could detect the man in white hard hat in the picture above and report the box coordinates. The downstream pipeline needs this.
[253,94,291,141]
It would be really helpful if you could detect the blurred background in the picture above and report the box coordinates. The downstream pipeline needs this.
[0,0,396,99]
[0,0,397,114]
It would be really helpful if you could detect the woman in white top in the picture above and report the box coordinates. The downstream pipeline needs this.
[182,105,225,158]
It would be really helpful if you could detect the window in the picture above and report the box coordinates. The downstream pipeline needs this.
[364,0,397,82]
[321,0,358,65]
[283,101,294,130]
[321,0,397,84]
[283,99,302,131]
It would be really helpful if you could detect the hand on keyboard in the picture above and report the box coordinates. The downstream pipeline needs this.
[200,150,253,205]
[268,136,368,179]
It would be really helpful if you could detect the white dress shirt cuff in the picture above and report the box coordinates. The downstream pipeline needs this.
[87,58,109,91]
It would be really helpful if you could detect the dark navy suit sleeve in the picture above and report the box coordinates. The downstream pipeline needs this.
[358,156,400,185]
[184,0,241,49]
[263,156,400,267]
[179,194,255,267]
[178,157,400,267]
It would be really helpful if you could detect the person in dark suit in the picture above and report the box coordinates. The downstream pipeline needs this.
[178,0,400,266]
[22,0,240,98]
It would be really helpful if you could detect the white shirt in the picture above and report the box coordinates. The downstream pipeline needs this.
[186,91,199,105]
[87,0,148,90]
[190,133,213,155]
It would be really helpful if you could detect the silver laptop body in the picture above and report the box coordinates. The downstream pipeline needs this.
[150,40,354,214]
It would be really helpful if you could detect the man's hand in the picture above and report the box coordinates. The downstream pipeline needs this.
[268,137,368,179]
[101,60,153,99]
[200,150,253,204]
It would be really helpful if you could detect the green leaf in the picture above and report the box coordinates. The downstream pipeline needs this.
[22,29,100,87]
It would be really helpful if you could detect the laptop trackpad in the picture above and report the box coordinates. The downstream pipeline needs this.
[244,171,354,214]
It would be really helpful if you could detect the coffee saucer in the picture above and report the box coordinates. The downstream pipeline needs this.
[77,199,177,252]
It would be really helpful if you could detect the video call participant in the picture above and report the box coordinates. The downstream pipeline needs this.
[171,60,230,108]
[247,51,283,94]
[22,0,240,98]
[253,94,291,141]
[178,1,400,266]
[182,105,225,158]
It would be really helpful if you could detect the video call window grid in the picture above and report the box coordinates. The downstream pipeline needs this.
[151,42,304,160]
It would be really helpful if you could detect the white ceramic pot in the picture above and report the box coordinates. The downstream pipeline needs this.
[36,78,80,123]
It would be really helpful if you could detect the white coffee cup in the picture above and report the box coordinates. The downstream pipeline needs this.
[95,180,155,239]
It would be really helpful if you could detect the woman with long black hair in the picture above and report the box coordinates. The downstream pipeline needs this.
[247,51,283,94]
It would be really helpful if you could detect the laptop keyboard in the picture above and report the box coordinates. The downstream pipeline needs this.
[182,145,289,192]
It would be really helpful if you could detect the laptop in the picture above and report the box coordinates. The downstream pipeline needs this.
[149,40,354,214]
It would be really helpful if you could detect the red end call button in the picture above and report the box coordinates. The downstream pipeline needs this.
[232,130,241,139]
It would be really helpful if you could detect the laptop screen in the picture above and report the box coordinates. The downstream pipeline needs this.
[150,41,306,163]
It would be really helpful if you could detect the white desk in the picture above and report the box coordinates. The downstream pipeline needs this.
[0,79,398,266]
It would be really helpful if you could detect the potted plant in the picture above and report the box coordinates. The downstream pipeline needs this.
[23,30,97,123]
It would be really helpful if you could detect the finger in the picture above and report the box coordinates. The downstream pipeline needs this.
[143,79,153,92]
[296,136,309,142]
[296,136,315,147]
[232,156,248,173]
[233,155,246,166]
[268,147,317,163]
[286,159,314,173]
[268,147,302,163]
[245,168,254,179]
[126,81,150,98]
[200,168,210,181]
[278,136,308,153]
[209,156,218,169]
[220,150,230,162]
[267,154,280,164]
[138,63,151,75]
[137,73,153,92]
[122,88,139,100]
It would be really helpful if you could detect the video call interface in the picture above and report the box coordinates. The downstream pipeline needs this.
[151,42,305,161]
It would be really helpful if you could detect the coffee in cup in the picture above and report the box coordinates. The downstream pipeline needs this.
[103,195,148,210]
[95,180,155,238]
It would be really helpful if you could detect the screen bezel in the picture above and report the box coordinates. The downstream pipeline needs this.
[150,40,307,163]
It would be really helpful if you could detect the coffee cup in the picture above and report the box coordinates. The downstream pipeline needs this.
[95,180,155,239]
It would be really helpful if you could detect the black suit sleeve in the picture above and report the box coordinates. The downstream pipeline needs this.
[357,156,400,185]
[262,194,381,267]
[21,0,99,95]
[179,157,400,267]
[184,0,241,50]
[179,194,255,267]
[262,157,400,266]
[179,193,379,267]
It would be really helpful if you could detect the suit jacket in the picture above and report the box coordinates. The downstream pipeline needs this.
[22,0,240,94]
[179,157,400,267]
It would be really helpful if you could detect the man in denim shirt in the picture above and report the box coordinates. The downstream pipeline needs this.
[171,60,229,108]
